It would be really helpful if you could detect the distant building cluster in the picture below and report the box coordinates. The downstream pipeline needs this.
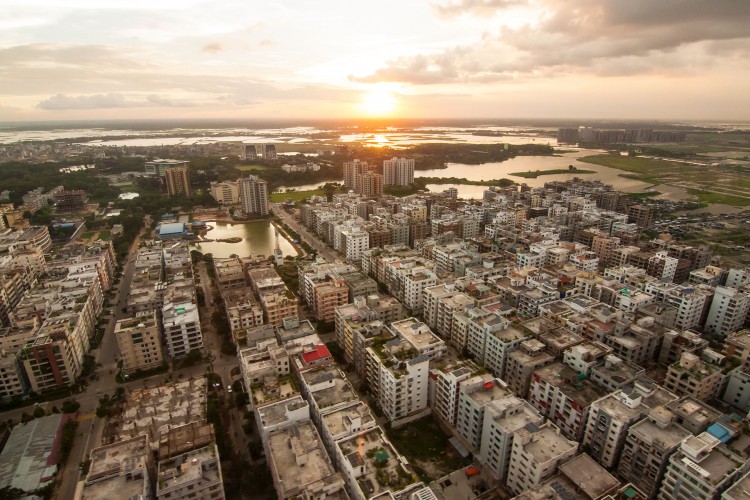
[343,157,415,197]
[241,143,277,160]
[281,161,321,173]
[558,127,687,145]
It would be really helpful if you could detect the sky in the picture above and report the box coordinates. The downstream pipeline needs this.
[1,0,749,122]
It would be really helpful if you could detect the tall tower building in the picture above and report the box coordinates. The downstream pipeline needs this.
[343,160,369,191]
[238,175,269,215]
[705,285,750,337]
[164,165,191,197]
[358,172,383,197]
[383,157,415,186]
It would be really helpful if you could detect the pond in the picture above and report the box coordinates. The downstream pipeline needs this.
[189,220,297,259]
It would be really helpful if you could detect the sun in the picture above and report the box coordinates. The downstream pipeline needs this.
[359,89,397,116]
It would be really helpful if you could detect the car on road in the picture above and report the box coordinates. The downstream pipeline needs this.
[227,385,233,393]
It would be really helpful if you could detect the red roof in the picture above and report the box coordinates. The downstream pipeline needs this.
[483,381,494,389]
[301,344,332,364]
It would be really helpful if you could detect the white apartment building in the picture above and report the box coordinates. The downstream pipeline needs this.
[478,396,543,482]
[401,267,437,314]
[161,301,203,359]
[506,422,578,495]
[455,376,510,452]
[342,228,369,262]
[705,286,750,338]
[366,338,430,423]
[238,174,269,216]
[383,157,415,186]
[659,433,746,500]
[209,180,240,205]
[431,361,478,427]
[390,317,446,360]
[583,380,678,469]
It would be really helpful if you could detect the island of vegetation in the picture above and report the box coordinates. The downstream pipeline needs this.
[510,167,596,178]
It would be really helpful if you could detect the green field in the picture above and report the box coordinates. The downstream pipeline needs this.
[686,189,750,207]
[577,154,679,174]
[511,168,596,178]
[269,188,325,203]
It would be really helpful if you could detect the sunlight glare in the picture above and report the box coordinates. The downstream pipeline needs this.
[359,89,397,116]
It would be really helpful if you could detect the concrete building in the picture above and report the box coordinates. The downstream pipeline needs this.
[365,336,430,423]
[209,180,240,205]
[145,159,188,177]
[164,165,191,197]
[255,396,310,446]
[54,189,88,211]
[528,362,609,441]
[162,301,203,359]
[260,290,298,327]
[81,435,153,500]
[390,317,446,360]
[477,395,543,482]
[504,339,554,398]
[383,157,415,186]
[664,352,723,402]
[723,470,750,500]
[115,312,164,374]
[617,407,691,497]
[455,376,511,452]
[583,380,678,469]
[239,174,269,216]
[705,286,750,338]
[343,159,370,191]
[335,427,422,500]
[659,432,746,500]
[723,366,750,412]
[156,423,224,500]
[506,422,578,495]
[627,204,655,228]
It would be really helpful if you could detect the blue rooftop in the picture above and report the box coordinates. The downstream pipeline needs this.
[159,222,186,236]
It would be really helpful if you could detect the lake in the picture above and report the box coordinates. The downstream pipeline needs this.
[189,220,297,259]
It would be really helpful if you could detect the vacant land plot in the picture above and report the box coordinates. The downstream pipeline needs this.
[236,164,270,172]
[386,416,466,481]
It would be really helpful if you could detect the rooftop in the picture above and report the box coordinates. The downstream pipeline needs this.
[630,414,690,448]
[520,424,578,464]
[83,435,150,500]
[302,365,358,410]
[321,401,376,438]
[257,396,309,430]
[559,454,620,498]
[157,444,222,495]
[0,413,66,493]
[535,363,609,408]
[267,421,344,498]
[391,318,444,352]
[117,378,207,443]
[338,428,417,498]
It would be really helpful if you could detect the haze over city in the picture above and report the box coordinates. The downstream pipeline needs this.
[2,0,750,122]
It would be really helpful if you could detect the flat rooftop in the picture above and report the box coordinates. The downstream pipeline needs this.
[302,366,358,410]
[630,416,690,448]
[559,454,620,498]
[723,469,750,499]
[465,377,511,406]
[267,421,344,498]
[156,444,221,495]
[338,428,417,498]
[117,378,207,443]
[522,424,577,464]
[321,402,375,437]
[258,396,309,430]
[391,318,444,351]
[83,435,150,500]
[535,363,609,408]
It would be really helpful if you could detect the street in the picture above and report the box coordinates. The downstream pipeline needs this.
[271,203,338,262]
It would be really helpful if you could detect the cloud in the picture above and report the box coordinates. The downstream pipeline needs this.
[433,0,526,18]
[355,0,750,84]
[202,42,222,53]
[259,39,274,47]
[36,93,134,110]
[146,95,197,107]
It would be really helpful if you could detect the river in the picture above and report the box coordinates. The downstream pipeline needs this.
[189,220,297,259]
[275,149,652,198]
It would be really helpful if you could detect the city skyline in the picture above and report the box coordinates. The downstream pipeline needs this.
[1,0,749,121]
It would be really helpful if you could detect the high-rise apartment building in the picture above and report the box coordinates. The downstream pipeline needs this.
[239,175,269,215]
[705,285,750,337]
[383,157,415,186]
[115,312,164,374]
[164,165,191,197]
[162,301,203,359]
[145,159,188,177]
[343,159,369,191]
[209,181,240,205]
[358,171,383,197]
